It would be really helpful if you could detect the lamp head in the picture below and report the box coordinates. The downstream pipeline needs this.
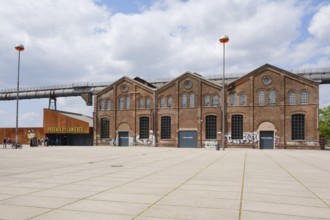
[219,35,229,44]
[15,44,24,51]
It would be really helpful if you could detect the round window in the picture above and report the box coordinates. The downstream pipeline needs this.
[262,76,272,86]
[184,80,192,89]
[121,84,128,93]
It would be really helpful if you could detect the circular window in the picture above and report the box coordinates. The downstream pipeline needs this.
[184,80,192,89]
[121,84,128,93]
[262,76,272,86]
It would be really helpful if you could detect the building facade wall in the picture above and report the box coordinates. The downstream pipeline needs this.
[94,64,320,149]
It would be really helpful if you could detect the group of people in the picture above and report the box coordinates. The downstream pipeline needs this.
[2,137,11,148]
[30,137,49,147]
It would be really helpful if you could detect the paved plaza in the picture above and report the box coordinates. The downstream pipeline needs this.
[0,146,330,220]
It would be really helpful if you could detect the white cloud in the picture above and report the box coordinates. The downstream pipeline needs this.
[1,0,330,126]
[308,4,330,44]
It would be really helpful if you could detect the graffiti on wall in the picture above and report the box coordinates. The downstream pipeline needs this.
[135,134,155,146]
[275,136,279,145]
[205,140,217,149]
[226,132,258,144]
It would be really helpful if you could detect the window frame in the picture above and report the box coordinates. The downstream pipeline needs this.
[161,116,171,139]
[291,114,305,140]
[100,117,110,138]
[205,115,217,139]
[231,115,243,140]
[139,117,149,139]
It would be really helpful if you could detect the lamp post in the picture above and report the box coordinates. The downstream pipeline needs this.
[15,44,24,149]
[219,35,229,151]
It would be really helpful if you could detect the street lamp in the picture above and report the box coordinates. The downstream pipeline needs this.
[15,44,24,149]
[219,35,229,151]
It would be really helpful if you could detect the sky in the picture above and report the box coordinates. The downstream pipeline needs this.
[0,0,330,127]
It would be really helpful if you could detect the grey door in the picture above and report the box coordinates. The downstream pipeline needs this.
[179,131,197,148]
[260,131,274,149]
[119,131,129,146]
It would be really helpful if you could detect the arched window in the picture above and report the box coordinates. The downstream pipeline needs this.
[138,98,144,109]
[269,90,276,105]
[126,96,130,110]
[161,116,171,139]
[189,93,195,108]
[100,100,105,110]
[160,97,165,108]
[139,117,149,139]
[205,95,210,107]
[289,90,296,105]
[206,115,217,139]
[258,90,265,106]
[239,93,246,106]
[146,98,151,108]
[119,97,124,110]
[212,95,219,107]
[182,93,187,107]
[100,118,109,138]
[292,114,305,140]
[232,115,243,139]
[167,96,172,108]
[301,90,308,104]
[229,93,235,106]
[106,100,111,110]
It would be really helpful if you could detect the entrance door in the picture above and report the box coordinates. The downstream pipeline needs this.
[260,131,274,149]
[118,131,129,146]
[179,131,197,148]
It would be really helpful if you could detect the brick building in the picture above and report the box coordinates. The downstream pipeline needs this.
[94,64,320,149]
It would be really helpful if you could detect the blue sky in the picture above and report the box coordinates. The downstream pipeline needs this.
[0,0,330,127]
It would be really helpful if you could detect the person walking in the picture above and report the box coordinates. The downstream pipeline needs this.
[2,138,7,149]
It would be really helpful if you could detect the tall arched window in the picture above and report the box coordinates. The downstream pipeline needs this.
[289,90,296,105]
[182,93,187,107]
[139,117,149,139]
[212,95,219,107]
[167,96,172,108]
[232,115,243,139]
[258,90,265,106]
[301,90,308,104]
[269,90,276,105]
[146,98,151,108]
[206,115,217,139]
[100,100,105,110]
[160,97,165,108]
[106,100,111,110]
[205,95,210,107]
[292,114,305,140]
[100,118,109,138]
[189,93,195,108]
[126,96,130,110]
[119,97,124,110]
[239,93,246,106]
[229,93,235,106]
[138,98,144,109]
[161,116,171,139]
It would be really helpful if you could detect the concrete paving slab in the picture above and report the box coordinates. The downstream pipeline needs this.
[0,147,329,220]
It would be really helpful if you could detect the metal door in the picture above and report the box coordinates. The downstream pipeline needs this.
[118,131,129,146]
[260,131,274,149]
[179,131,197,148]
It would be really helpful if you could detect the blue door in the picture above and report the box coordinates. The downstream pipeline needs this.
[179,131,197,148]
[119,131,129,146]
[260,131,274,149]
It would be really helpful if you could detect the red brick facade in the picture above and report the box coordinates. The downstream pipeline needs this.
[94,64,320,149]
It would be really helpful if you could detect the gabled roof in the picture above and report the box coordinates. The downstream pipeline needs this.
[97,76,156,96]
[48,109,93,127]
[228,63,318,87]
[157,71,221,93]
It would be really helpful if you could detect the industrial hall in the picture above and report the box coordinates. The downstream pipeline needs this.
[94,64,320,149]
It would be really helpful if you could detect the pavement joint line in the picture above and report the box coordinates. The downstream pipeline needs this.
[130,151,231,220]
[281,151,330,174]
[243,209,330,220]
[263,151,330,209]
[238,151,247,220]
[26,150,213,219]
[0,148,175,178]
[1,150,191,206]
